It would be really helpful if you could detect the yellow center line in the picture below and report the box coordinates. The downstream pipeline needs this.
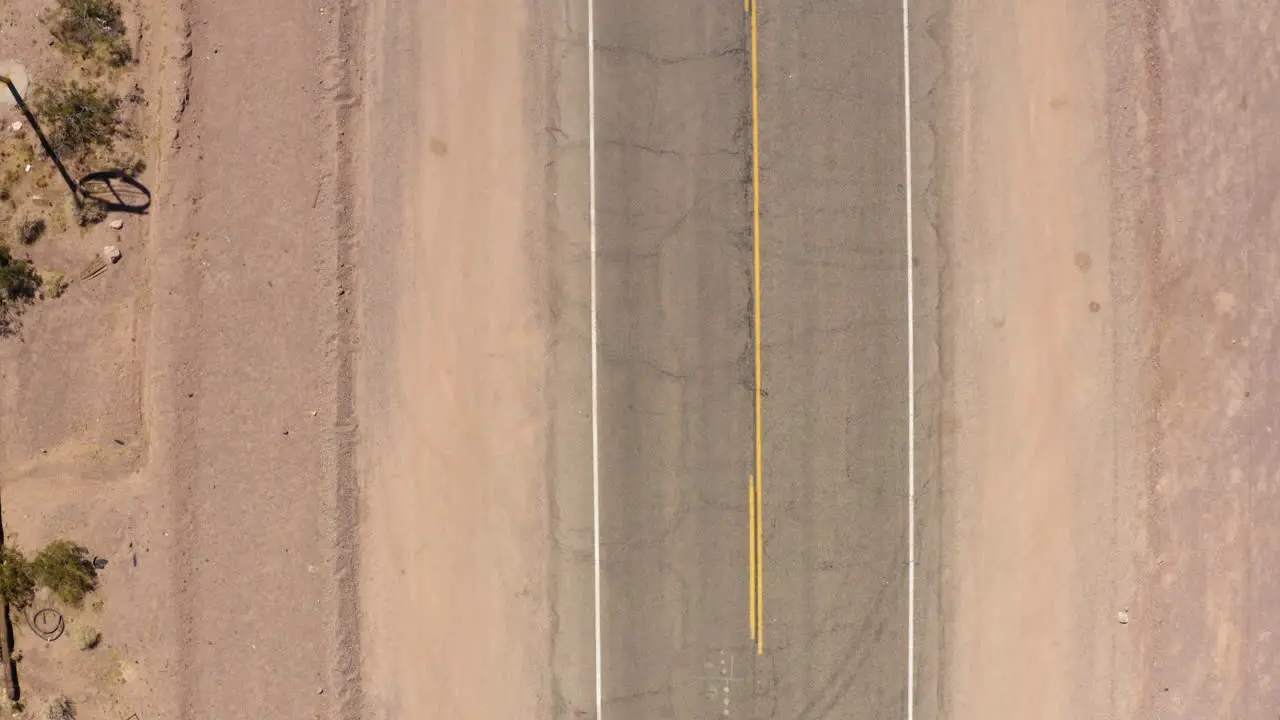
[749,474,757,638]
[749,0,764,657]
[747,471,757,650]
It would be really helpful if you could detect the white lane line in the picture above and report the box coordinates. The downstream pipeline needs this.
[901,0,916,716]
[587,0,603,713]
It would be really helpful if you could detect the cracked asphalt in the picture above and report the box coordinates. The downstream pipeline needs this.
[552,0,915,717]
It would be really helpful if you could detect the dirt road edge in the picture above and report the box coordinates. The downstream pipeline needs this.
[330,0,367,717]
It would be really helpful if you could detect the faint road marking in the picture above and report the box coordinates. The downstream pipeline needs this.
[587,0,603,714]
[749,0,765,659]
[901,0,917,716]
[702,650,745,717]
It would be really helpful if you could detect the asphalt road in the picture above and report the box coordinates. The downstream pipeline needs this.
[587,0,911,717]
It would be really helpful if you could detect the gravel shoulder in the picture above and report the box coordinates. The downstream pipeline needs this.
[355,0,559,717]
[929,0,1138,716]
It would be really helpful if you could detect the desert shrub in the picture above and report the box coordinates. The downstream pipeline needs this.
[0,546,35,609]
[15,214,47,245]
[73,623,100,650]
[32,81,121,159]
[39,270,69,299]
[31,540,97,607]
[42,695,75,720]
[71,196,108,226]
[0,246,40,335]
[0,245,41,302]
[46,0,132,66]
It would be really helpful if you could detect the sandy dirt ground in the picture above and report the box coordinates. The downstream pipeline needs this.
[5,0,559,714]
[0,0,177,715]
[1129,1,1280,717]
[930,0,1280,717]
[4,0,363,716]
[139,0,364,714]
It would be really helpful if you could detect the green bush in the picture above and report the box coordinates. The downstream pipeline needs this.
[0,546,35,609]
[0,245,41,301]
[47,0,132,66]
[1,245,44,335]
[31,540,97,607]
[32,81,121,159]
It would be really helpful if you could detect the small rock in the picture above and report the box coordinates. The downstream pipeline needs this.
[109,219,124,229]
[1117,609,1129,625]
[282,429,290,436]
[317,688,324,695]
[9,121,20,132]
[103,245,123,263]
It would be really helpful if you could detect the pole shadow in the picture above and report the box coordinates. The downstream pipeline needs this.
[1,75,79,205]
[2,75,153,215]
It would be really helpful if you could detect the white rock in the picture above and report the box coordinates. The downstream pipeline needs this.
[108,219,124,229]
[103,245,122,263]
[1117,609,1129,625]
[9,121,20,132]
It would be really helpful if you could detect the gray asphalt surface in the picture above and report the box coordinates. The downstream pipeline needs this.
[582,0,912,717]
[592,2,756,716]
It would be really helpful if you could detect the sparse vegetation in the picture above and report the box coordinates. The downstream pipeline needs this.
[0,546,36,610]
[31,540,97,607]
[1,245,42,333]
[15,213,47,245]
[100,145,145,176]
[72,623,100,650]
[45,0,132,67]
[0,134,44,211]
[31,81,121,160]
[41,694,75,720]
[71,196,108,227]
[38,270,69,299]
[0,246,41,300]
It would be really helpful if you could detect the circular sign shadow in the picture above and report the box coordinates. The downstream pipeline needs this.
[78,170,152,213]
